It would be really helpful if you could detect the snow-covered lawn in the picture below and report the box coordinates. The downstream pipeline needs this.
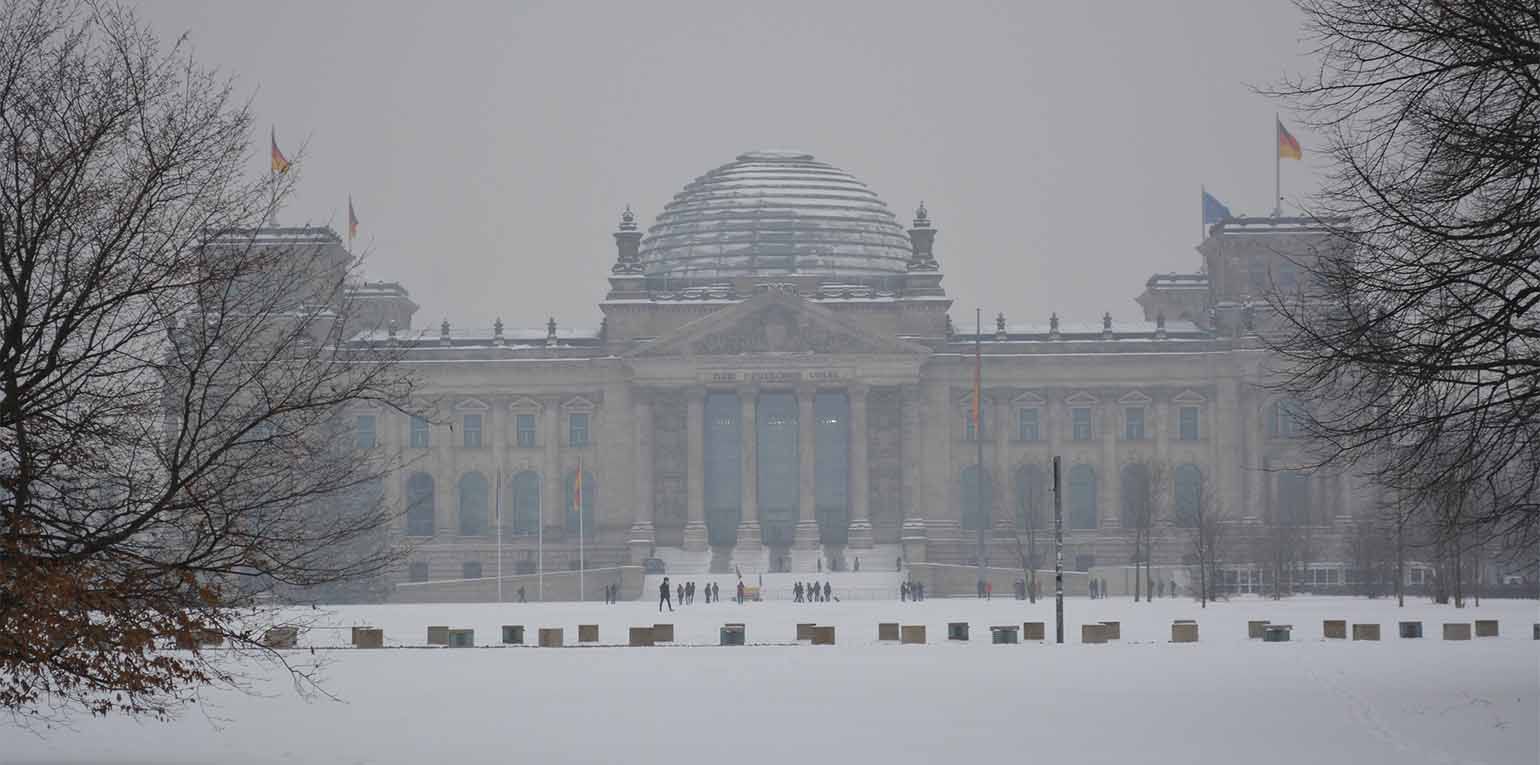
[5,596,1535,765]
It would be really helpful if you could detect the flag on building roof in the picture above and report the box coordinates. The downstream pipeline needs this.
[1202,188,1232,224]
[270,126,291,174]
[348,196,359,242]
[1277,119,1302,160]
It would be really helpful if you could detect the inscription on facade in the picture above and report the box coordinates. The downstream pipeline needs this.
[702,369,850,384]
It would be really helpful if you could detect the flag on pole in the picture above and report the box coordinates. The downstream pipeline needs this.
[348,196,359,242]
[1277,119,1302,160]
[270,127,291,174]
[1202,188,1232,224]
[971,335,982,435]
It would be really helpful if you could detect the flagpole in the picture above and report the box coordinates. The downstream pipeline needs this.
[974,307,985,593]
[495,472,503,603]
[577,455,585,602]
[1200,185,1206,241]
[1274,113,1282,217]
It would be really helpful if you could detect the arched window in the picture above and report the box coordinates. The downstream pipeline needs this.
[565,469,596,535]
[1270,399,1306,438]
[1120,462,1152,529]
[457,471,489,536]
[1069,465,1097,530]
[1277,470,1311,526]
[960,465,993,530]
[1014,464,1046,531]
[510,471,540,536]
[1174,464,1202,528]
[405,472,435,536]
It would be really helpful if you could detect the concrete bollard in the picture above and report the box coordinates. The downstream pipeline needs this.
[1081,624,1108,644]
[652,624,675,643]
[262,627,299,649]
[811,626,836,645]
[1398,621,1422,639]
[1323,619,1347,640]
[990,626,1020,644]
[1171,620,1199,643]
[1474,619,1499,638]
[578,624,599,643]
[1442,623,1471,641]
[900,625,927,644]
[947,622,970,641]
[1248,620,1270,640]
[1022,622,1046,641]
[1099,621,1121,640]
[501,625,525,645]
[878,622,900,642]
[796,623,817,641]
[352,627,384,649]
[628,627,655,647]
[538,628,564,647]
[720,624,745,646]
[448,628,475,648]
[427,626,450,646]
[1351,623,1380,641]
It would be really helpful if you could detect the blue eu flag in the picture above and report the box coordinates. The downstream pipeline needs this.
[1202,189,1232,224]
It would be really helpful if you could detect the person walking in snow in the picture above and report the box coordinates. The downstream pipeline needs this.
[793,581,803,602]
[677,583,684,605]
[823,581,832,602]
[659,577,673,612]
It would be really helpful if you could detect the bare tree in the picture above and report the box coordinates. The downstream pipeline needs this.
[1184,468,1227,607]
[0,0,412,722]
[1263,0,1540,567]
[1121,458,1168,602]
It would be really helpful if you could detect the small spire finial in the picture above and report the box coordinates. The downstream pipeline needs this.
[995,312,1007,340]
[619,204,637,231]
[914,201,930,227]
[494,316,504,335]
[1103,311,1113,330]
[546,316,558,346]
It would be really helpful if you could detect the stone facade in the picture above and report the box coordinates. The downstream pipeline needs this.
[338,153,1370,599]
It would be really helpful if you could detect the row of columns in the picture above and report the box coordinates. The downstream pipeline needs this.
[631,384,874,551]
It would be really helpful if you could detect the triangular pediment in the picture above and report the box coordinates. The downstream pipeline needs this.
[626,290,930,359]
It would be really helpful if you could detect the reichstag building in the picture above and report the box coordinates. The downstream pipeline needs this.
[327,150,1359,598]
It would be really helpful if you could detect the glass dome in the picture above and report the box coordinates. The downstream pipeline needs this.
[639,150,912,279]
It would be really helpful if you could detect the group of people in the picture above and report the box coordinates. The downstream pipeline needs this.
[792,580,834,602]
[899,580,926,601]
[658,577,743,611]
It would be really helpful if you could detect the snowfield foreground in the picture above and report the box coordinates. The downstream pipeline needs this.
[5,596,1535,765]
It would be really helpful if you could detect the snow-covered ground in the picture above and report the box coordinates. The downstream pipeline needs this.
[5,596,1535,765]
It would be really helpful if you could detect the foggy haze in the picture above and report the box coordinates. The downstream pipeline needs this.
[137,0,1329,332]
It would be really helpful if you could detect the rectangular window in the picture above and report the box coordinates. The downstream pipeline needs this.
[1071,407,1092,441]
[1017,408,1040,442]
[569,413,589,447]
[408,562,429,583]
[516,413,537,447]
[462,561,482,580]
[409,416,430,449]
[1178,406,1200,441]
[355,415,376,449]
[462,414,482,448]
[1124,407,1145,440]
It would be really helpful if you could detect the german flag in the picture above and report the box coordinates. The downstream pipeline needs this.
[1277,119,1302,160]
[270,127,291,174]
[348,196,359,241]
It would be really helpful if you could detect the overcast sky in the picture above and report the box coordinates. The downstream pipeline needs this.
[139,0,1329,333]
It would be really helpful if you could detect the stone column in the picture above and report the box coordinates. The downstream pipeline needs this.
[794,385,820,550]
[627,390,655,560]
[992,393,1013,536]
[435,407,455,536]
[847,385,874,549]
[541,397,561,537]
[899,384,927,563]
[1101,401,1120,529]
[1244,387,1265,521]
[736,386,761,553]
[683,388,708,551]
